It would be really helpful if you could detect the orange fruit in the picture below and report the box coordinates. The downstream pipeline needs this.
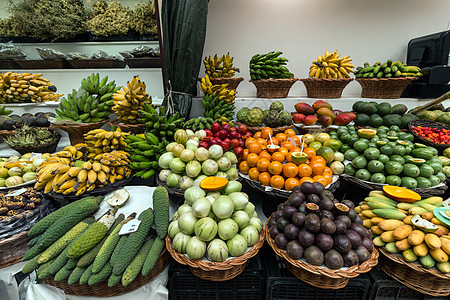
[313,175,328,186]
[291,146,301,153]
[268,138,279,146]
[310,161,326,175]
[285,152,293,163]
[259,150,272,160]
[247,153,260,167]
[284,128,296,137]
[278,146,289,156]
[249,142,262,154]
[258,172,271,186]
[239,161,250,174]
[261,127,273,139]
[271,151,285,162]
[323,167,333,176]
[281,141,293,151]
[297,163,312,177]
[245,138,256,149]
[285,177,300,191]
[310,156,326,165]
[292,136,301,146]
[323,172,333,185]
[303,147,316,159]
[299,176,314,185]
[253,131,262,139]
[283,162,298,178]
[249,167,260,181]
[257,158,270,172]
[256,138,268,149]
[268,161,283,175]
[270,175,285,189]
[242,149,249,160]
[275,133,287,143]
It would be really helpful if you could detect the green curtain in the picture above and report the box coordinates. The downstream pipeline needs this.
[161,0,208,119]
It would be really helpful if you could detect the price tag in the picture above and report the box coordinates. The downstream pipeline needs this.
[119,219,141,235]
[6,188,27,197]
[30,153,42,160]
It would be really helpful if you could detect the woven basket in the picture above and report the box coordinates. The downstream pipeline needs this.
[378,248,450,296]
[156,177,185,197]
[108,119,146,134]
[165,228,265,281]
[408,119,450,152]
[250,78,299,98]
[53,120,108,145]
[16,59,71,69]
[125,57,161,68]
[44,248,170,297]
[0,126,54,139]
[234,121,294,135]
[340,173,448,197]
[8,133,61,155]
[265,218,379,289]
[210,77,244,90]
[356,77,416,99]
[68,59,126,69]
[0,230,30,268]
[300,78,353,98]
[294,124,339,135]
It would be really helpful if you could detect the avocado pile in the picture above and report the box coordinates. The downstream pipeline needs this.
[352,101,418,129]
[0,112,54,131]
[337,125,446,189]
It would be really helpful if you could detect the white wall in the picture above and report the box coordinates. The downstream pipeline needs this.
[202,0,450,98]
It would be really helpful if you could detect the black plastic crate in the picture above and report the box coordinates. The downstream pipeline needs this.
[367,267,447,300]
[261,244,371,300]
[168,253,265,300]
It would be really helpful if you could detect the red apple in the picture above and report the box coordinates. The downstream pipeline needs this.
[211,137,222,145]
[238,139,245,147]
[214,131,220,138]
[223,138,231,143]
[231,138,240,148]
[292,113,306,124]
[211,122,221,133]
[237,132,242,139]
[204,129,213,137]
[229,130,239,139]
[220,140,231,152]
[221,123,231,132]
[234,146,243,157]
[238,124,247,134]
[219,129,229,139]
[243,131,253,138]
[198,141,209,149]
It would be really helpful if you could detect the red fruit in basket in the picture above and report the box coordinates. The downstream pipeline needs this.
[340,112,356,121]
[294,103,315,115]
[219,129,229,139]
[199,141,210,149]
[230,126,237,131]
[303,115,318,126]
[223,137,231,143]
[220,140,231,152]
[229,130,239,139]
[211,137,222,145]
[238,124,248,134]
[204,129,213,137]
[234,146,244,157]
[318,116,333,128]
[292,113,306,124]
[239,139,245,147]
[222,123,231,132]
[231,139,240,148]
[313,100,333,111]
[211,122,221,133]
[333,114,352,126]
[243,131,253,138]
[333,109,343,115]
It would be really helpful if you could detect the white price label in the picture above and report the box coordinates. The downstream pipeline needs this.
[30,153,42,160]
[119,219,141,235]
[6,188,27,197]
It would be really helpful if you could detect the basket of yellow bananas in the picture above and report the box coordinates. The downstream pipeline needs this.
[203,53,243,91]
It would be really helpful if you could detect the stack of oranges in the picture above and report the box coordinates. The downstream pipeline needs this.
[238,127,333,191]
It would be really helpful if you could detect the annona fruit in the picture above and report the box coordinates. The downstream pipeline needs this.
[236,107,249,123]
[280,111,293,125]
[264,110,282,127]
[245,107,264,126]
[270,101,284,112]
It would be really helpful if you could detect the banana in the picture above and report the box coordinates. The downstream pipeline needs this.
[44,179,54,194]
[66,167,82,178]
[58,178,77,192]
[92,162,102,172]
[82,161,92,171]
[77,169,88,183]
[309,51,353,78]
[87,170,97,185]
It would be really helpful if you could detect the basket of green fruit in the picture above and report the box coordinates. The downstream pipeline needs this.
[5,126,61,155]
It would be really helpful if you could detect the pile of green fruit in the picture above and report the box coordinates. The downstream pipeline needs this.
[202,93,235,123]
[184,117,215,131]
[139,104,184,141]
[355,60,422,78]
[236,101,292,127]
[417,105,450,125]
[438,148,450,178]
[249,51,294,80]
[337,125,446,188]
[21,187,169,288]
[352,101,418,129]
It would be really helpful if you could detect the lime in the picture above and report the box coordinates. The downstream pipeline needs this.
[309,141,322,152]
[402,163,420,178]
[323,139,342,152]
[371,173,386,184]
[416,177,432,189]
[337,127,348,137]
[401,177,418,189]
[393,145,406,156]
[353,141,369,153]
[367,160,384,173]
[378,154,390,164]
[419,164,434,177]
[344,164,357,176]
[364,147,380,160]
[344,149,359,161]
[428,175,441,187]
[436,172,446,182]
[386,175,402,186]
[378,126,389,132]
[390,155,405,164]
[329,132,339,140]
[356,169,371,181]
[385,161,403,175]
[347,125,356,132]
[352,156,368,169]
[340,144,351,153]
[316,146,335,164]
[380,145,393,156]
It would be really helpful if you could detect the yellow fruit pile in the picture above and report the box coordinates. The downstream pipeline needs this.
[84,128,128,161]
[309,50,354,79]
[203,53,239,78]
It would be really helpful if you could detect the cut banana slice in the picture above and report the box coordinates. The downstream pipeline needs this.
[106,188,130,207]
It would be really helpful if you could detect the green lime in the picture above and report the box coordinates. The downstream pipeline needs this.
[390,155,405,164]
[340,144,351,153]
[416,177,432,188]
[337,127,348,136]
[401,177,418,189]
[402,163,420,178]
[378,154,390,164]
[419,164,434,177]
[344,164,357,176]
[385,161,403,175]
[378,126,389,132]
[353,141,369,153]
[347,125,356,132]
[364,147,380,160]
[344,149,359,161]
[436,172,446,183]
[371,173,386,184]
[380,145,393,156]
[428,175,441,187]
[356,169,371,181]
[352,156,368,169]
[386,175,402,186]
[367,160,384,173]
[393,145,406,156]
[390,125,400,132]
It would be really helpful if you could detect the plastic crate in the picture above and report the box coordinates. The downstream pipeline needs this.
[367,267,448,300]
[168,254,264,300]
[261,244,371,300]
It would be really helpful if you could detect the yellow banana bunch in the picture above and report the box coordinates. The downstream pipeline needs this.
[203,53,240,78]
[200,74,236,103]
[0,72,62,104]
[84,128,129,161]
[112,76,151,124]
[309,50,354,79]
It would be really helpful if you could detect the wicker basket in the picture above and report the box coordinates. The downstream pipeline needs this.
[0,230,30,268]
[156,177,185,197]
[210,77,244,90]
[250,78,299,98]
[340,173,448,197]
[68,59,126,69]
[294,124,339,135]
[125,57,161,68]
[108,119,146,134]
[16,59,71,69]
[53,120,108,145]
[408,119,450,152]
[44,248,170,297]
[378,248,450,296]
[234,121,294,135]
[165,229,265,281]
[8,133,61,155]
[300,78,353,98]
[356,77,417,99]
[265,218,379,289]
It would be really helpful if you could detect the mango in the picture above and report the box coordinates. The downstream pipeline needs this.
[402,249,418,262]
[425,233,441,250]
[430,248,448,263]
[440,237,450,255]
[371,226,384,235]
[421,212,434,221]
[436,262,450,273]
[373,236,386,247]
[403,215,413,225]
[434,225,449,237]
[395,238,412,251]
[381,231,396,243]
[371,217,385,226]
[413,243,429,257]
[379,219,404,231]
[408,230,425,246]
[393,225,413,240]
[363,219,373,228]
[419,254,436,268]
[385,242,400,253]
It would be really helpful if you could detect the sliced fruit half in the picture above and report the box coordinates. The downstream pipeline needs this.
[383,185,421,203]
[106,188,130,207]
[407,158,426,165]
[411,214,439,232]
[291,151,308,165]
[200,176,229,191]
[357,128,377,139]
